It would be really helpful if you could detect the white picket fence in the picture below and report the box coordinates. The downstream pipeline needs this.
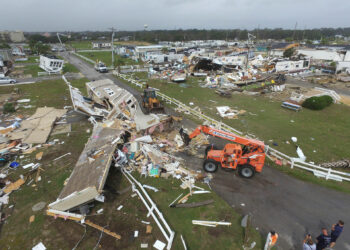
[114,71,350,183]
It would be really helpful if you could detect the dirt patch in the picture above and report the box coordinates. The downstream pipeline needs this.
[208,226,226,237]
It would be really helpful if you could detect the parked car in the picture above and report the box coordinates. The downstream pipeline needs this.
[0,77,16,84]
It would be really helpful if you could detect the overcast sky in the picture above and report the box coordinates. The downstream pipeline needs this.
[1,0,349,31]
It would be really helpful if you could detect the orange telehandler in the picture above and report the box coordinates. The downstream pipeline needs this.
[179,125,266,178]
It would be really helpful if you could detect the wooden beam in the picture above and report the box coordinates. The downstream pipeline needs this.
[85,220,121,240]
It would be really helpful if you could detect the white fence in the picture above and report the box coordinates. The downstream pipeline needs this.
[72,52,95,64]
[114,71,350,183]
[122,168,175,250]
[38,71,61,76]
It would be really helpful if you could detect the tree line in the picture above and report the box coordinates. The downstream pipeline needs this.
[23,27,350,44]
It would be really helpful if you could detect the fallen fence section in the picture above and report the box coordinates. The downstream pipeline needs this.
[122,168,175,250]
[115,72,350,183]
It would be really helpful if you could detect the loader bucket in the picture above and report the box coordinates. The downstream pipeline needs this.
[179,128,191,146]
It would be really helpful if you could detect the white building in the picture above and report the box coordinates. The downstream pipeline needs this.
[39,55,64,73]
[92,41,112,49]
[275,60,310,72]
[297,49,345,62]
[134,45,164,58]
[213,55,247,67]
[270,49,284,57]
[144,53,184,63]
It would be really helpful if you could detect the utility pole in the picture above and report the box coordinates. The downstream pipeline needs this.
[292,22,298,41]
[109,27,115,68]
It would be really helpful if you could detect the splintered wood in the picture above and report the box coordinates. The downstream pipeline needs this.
[85,220,121,240]
[4,178,25,194]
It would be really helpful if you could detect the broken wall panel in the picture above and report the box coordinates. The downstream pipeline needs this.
[49,126,123,211]
[9,107,67,144]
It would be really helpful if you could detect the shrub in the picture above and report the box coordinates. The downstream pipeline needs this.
[3,103,16,113]
[302,95,333,110]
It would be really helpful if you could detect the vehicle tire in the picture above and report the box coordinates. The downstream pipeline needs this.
[203,159,219,173]
[204,144,219,156]
[10,81,15,84]
[238,165,255,178]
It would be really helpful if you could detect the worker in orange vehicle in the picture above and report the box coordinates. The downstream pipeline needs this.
[267,231,278,249]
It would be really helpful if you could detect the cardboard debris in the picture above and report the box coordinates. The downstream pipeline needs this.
[36,152,44,160]
[146,225,152,234]
[29,215,35,223]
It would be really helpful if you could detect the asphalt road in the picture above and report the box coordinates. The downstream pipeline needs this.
[286,76,350,97]
[62,51,350,250]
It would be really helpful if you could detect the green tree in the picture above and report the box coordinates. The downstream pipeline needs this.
[29,41,50,55]
[161,47,168,54]
[283,48,295,58]
[114,57,125,67]
[0,43,10,49]
[320,37,329,45]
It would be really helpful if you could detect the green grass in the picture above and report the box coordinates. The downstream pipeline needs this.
[0,79,72,110]
[62,63,79,73]
[0,79,93,249]
[23,64,42,77]
[130,174,263,250]
[70,40,93,50]
[16,56,39,64]
[78,51,141,66]
[70,77,88,96]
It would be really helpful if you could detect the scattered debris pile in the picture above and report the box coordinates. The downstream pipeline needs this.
[321,159,350,169]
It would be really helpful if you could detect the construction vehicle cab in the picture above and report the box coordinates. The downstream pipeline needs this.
[142,88,164,113]
[180,125,265,178]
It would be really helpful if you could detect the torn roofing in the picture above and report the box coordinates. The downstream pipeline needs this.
[57,126,122,200]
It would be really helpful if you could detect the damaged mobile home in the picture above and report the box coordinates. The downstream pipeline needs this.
[49,78,173,212]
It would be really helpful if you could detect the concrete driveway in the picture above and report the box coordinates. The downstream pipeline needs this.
[63,51,350,250]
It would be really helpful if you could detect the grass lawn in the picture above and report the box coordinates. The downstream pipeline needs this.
[114,40,153,46]
[78,51,141,66]
[62,63,79,73]
[70,40,93,50]
[16,56,39,64]
[69,77,89,96]
[116,73,350,193]
[22,64,42,77]
[0,79,93,249]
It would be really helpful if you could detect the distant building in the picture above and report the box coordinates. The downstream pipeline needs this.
[39,54,64,73]
[92,41,111,49]
[134,45,164,58]
[0,31,25,43]
[275,60,310,72]
[144,53,184,63]
[297,49,345,62]
[0,49,14,75]
[12,46,26,56]
[42,32,52,38]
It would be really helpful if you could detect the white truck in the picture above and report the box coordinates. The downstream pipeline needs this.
[94,61,108,73]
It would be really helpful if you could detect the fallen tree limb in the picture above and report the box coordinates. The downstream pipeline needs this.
[170,199,214,208]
